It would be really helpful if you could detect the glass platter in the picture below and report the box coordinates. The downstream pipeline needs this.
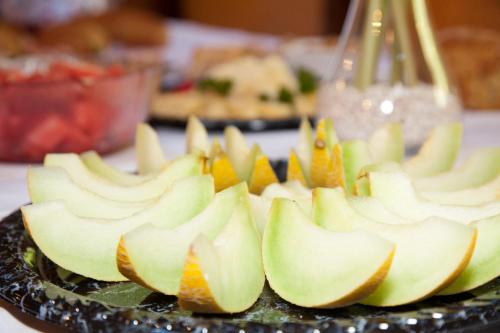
[0,162,499,333]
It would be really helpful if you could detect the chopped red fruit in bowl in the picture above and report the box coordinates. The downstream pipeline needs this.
[0,56,159,162]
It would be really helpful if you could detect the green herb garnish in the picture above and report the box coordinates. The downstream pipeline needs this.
[197,78,233,96]
[23,247,36,268]
[297,68,318,93]
[278,87,294,104]
[259,93,271,101]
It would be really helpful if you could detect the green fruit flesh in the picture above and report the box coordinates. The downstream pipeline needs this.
[135,123,168,174]
[342,140,372,191]
[368,122,404,163]
[224,126,251,180]
[22,176,213,281]
[186,116,209,155]
[414,148,500,192]
[403,123,462,177]
[120,183,249,294]
[313,188,476,306]
[263,198,394,308]
[261,182,312,215]
[45,154,201,202]
[297,118,313,185]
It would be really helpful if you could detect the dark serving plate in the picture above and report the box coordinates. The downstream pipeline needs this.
[149,117,315,132]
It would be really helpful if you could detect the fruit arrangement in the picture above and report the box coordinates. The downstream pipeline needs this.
[21,119,500,313]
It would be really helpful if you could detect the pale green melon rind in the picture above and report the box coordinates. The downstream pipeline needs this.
[414,148,500,192]
[419,175,500,206]
[439,214,500,295]
[403,123,462,178]
[369,172,500,223]
[28,167,153,219]
[342,140,372,192]
[22,176,212,281]
[195,201,265,313]
[81,151,153,186]
[135,123,168,175]
[45,154,201,202]
[121,183,249,295]
[263,198,394,308]
[368,123,404,163]
[313,188,476,306]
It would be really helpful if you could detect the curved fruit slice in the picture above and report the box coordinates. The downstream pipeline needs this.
[177,201,264,313]
[287,149,308,186]
[414,148,500,192]
[419,175,500,206]
[249,194,271,236]
[342,140,371,191]
[261,182,312,215]
[263,198,394,308]
[315,118,338,151]
[439,214,500,295]
[368,123,404,163]
[81,151,154,186]
[403,123,462,177]
[296,117,313,185]
[117,183,249,294]
[186,115,209,155]
[369,172,500,222]
[136,123,168,174]
[224,126,252,180]
[22,176,213,281]
[349,195,411,225]
[248,145,278,194]
[313,187,476,306]
[28,167,153,218]
[45,154,202,202]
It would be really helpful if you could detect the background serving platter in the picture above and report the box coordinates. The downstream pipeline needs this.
[1,210,499,333]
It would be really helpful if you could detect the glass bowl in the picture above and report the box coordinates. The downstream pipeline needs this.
[0,58,159,163]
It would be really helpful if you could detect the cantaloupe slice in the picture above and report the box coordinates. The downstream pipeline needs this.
[414,148,500,192]
[117,183,249,294]
[22,176,214,281]
[369,172,500,222]
[81,151,154,186]
[262,198,394,308]
[135,123,168,174]
[45,154,202,202]
[419,175,500,206]
[403,123,462,177]
[186,115,209,155]
[313,187,476,306]
[368,122,404,163]
[177,201,264,313]
[28,167,153,218]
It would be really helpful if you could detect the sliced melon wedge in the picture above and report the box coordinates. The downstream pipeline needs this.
[368,122,404,163]
[45,154,202,202]
[248,145,278,194]
[342,140,371,191]
[263,198,394,308]
[135,123,168,174]
[81,151,154,186]
[261,182,312,215]
[414,148,500,192]
[224,126,252,180]
[349,195,411,225]
[22,176,213,281]
[369,172,500,222]
[117,183,249,294]
[403,123,462,177]
[313,187,476,306]
[296,118,314,185]
[177,201,264,313]
[28,167,153,218]
[186,115,209,155]
[419,175,500,206]
[287,149,308,186]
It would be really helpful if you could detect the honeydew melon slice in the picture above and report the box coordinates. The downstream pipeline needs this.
[45,154,202,202]
[249,194,271,236]
[403,123,462,177]
[368,122,404,163]
[342,140,371,191]
[414,148,500,192]
[28,167,153,218]
[439,214,500,295]
[186,115,209,155]
[81,151,154,186]
[177,201,264,313]
[369,172,500,222]
[263,198,394,308]
[296,118,314,185]
[315,118,339,152]
[22,176,213,281]
[224,126,252,181]
[135,123,168,174]
[419,175,500,206]
[313,187,476,306]
[117,183,249,294]
[261,182,312,214]
[349,195,410,225]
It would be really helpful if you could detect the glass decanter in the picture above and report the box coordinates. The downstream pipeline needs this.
[318,0,462,147]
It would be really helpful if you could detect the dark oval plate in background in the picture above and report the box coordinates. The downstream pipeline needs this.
[1,210,499,333]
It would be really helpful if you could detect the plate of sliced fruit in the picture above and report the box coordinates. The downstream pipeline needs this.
[0,118,499,333]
